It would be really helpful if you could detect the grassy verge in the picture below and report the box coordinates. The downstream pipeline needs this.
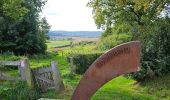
[140,75,170,99]
[92,76,155,100]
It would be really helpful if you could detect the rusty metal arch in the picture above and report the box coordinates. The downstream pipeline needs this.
[71,41,141,100]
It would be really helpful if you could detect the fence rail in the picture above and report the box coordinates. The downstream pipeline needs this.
[0,71,22,81]
[0,61,20,66]
[0,60,23,81]
[0,59,35,89]
[0,59,64,92]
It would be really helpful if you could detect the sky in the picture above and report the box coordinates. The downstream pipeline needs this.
[42,0,101,31]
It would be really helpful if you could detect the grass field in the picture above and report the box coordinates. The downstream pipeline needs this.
[42,52,170,100]
[46,40,71,51]
[1,40,170,100]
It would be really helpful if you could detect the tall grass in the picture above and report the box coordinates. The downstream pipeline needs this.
[0,81,40,100]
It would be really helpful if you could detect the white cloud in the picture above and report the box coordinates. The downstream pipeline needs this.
[42,0,101,31]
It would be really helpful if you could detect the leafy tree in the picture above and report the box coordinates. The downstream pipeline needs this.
[39,17,51,40]
[88,0,170,80]
[0,0,50,55]
[88,0,169,32]
[0,0,28,21]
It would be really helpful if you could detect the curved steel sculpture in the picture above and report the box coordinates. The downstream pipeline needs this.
[71,41,141,100]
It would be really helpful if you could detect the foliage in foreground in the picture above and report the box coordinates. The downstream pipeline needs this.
[130,18,170,80]
[0,81,40,100]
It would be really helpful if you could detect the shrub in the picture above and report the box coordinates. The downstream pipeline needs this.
[130,22,170,80]
[29,52,54,59]
[97,33,132,50]
[67,52,103,74]
[130,52,170,81]
[0,52,22,61]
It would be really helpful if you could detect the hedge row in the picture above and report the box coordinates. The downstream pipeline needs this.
[67,52,103,74]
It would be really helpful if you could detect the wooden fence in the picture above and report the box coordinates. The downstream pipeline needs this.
[0,61,21,81]
[32,61,64,92]
[0,59,32,82]
[0,59,64,92]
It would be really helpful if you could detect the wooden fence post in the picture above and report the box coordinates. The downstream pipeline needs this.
[70,57,75,74]
[20,59,34,88]
[51,61,64,92]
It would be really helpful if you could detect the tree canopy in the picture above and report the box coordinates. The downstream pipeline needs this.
[0,0,50,55]
[0,0,28,21]
[89,0,170,80]
[88,0,170,30]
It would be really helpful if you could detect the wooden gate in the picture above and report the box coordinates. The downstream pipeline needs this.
[32,66,54,91]
[32,61,64,92]
[0,60,64,92]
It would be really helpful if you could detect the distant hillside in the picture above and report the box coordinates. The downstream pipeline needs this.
[48,31,102,38]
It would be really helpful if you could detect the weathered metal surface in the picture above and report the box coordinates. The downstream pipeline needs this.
[71,41,141,100]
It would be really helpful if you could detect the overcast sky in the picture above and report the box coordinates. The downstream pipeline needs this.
[42,0,101,31]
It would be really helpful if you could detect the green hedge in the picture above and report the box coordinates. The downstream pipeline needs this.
[67,52,103,74]
[0,52,22,61]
